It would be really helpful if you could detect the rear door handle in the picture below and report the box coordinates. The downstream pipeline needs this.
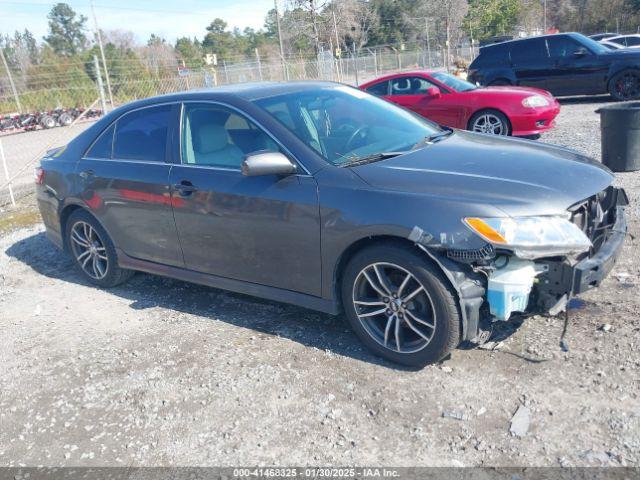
[173,180,197,196]
[79,169,94,179]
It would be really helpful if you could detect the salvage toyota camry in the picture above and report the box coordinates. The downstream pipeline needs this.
[36,82,628,367]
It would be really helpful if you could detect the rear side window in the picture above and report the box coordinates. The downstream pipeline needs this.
[475,44,509,67]
[365,81,389,96]
[113,105,171,162]
[511,38,548,63]
[86,124,115,159]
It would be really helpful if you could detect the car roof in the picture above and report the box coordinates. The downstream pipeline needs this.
[116,80,343,110]
[479,32,585,50]
[608,34,640,39]
[360,70,442,86]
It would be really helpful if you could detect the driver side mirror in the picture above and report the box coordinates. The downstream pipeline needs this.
[241,151,297,177]
[573,47,589,57]
[426,87,442,98]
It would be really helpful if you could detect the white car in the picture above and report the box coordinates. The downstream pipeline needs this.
[606,34,640,49]
[600,40,626,50]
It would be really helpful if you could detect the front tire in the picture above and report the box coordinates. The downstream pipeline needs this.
[65,210,134,288]
[341,244,461,367]
[609,69,640,101]
[468,109,511,136]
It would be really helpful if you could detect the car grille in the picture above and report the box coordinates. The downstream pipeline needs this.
[568,186,623,254]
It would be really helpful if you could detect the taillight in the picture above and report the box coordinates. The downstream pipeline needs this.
[34,167,45,185]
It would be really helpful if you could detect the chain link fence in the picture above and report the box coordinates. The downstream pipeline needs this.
[0,42,478,208]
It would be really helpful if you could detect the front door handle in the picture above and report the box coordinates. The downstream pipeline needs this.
[173,180,197,196]
[79,169,94,179]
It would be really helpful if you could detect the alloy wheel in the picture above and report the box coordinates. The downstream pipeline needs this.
[69,221,109,280]
[472,113,507,135]
[352,262,437,354]
[615,72,640,99]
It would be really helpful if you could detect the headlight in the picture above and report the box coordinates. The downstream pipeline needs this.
[464,216,591,259]
[522,95,550,108]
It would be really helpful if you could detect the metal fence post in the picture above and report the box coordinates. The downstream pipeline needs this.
[0,48,22,113]
[352,45,359,86]
[255,48,263,81]
[93,55,107,113]
[0,138,16,207]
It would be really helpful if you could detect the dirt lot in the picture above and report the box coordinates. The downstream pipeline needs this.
[1,97,639,467]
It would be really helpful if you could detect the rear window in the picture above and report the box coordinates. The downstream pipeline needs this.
[511,38,548,63]
[113,105,171,162]
[474,43,510,67]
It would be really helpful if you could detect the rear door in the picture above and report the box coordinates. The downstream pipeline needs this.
[546,36,610,95]
[168,102,322,295]
[510,38,554,91]
[79,104,184,266]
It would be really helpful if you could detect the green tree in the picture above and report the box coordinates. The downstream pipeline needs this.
[175,37,203,65]
[464,0,520,40]
[202,18,236,58]
[43,3,88,56]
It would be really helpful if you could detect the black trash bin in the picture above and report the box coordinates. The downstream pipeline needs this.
[597,102,640,172]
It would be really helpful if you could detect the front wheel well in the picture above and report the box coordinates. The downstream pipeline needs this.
[334,236,441,309]
[467,108,512,134]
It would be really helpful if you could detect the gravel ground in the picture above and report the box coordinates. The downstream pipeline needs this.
[1,97,639,467]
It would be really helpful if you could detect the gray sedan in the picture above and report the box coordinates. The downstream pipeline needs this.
[36,82,627,366]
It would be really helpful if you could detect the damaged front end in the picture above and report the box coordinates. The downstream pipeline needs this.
[412,186,629,343]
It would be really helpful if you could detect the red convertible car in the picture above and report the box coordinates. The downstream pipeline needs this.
[360,71,560,137]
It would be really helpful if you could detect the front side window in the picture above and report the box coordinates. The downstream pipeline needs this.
[626,36,640,46]
[365,81,389,96]
[182,104,279,168]
[255,85,442,165]
[547,37,587,58]
[390,77,440,95]
[113,105,171,162]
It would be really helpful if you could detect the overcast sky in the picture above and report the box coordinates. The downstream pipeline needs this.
[0,0,275,44]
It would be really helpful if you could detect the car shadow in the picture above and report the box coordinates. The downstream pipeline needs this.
[5,231,424,370]
[6,232,528,369]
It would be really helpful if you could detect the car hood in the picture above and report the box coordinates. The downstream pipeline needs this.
[351,131,613,217]
[477,85,554,98]
[601,48,640,59]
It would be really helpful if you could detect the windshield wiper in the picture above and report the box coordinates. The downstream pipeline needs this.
[412,127,454,150]
[337,151,405,167]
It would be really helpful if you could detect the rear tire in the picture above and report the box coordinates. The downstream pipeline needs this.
[65,210,134,288]
[341,244,461,367]
[609,69,640,101]
[41,115,56,129]
[468,109,511,136]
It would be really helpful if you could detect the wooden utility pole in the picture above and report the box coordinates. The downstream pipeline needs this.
[274,0,288,80]
[91,0,113,109]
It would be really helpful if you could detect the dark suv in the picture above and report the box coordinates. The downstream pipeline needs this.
[468,32,640,100]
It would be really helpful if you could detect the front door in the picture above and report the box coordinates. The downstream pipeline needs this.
[169,102,322,296]
[546,36,610,95]
[386,76,461,128]
[78,103,184,267]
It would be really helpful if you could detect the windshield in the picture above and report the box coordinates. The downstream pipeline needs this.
[576,34,610,54]
[431,72,477,92]
[254,85,442,165]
